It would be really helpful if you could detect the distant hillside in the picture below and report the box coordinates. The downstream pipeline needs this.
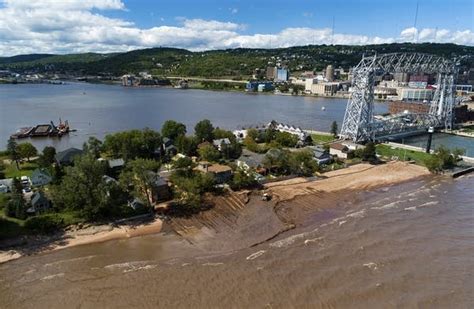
[1,43,472,78]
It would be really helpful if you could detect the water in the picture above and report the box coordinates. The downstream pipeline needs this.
[0,83,389,151]
[401,133,474,157]
[0,175,473,308]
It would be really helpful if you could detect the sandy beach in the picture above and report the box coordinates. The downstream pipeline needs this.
[0,217,163,264]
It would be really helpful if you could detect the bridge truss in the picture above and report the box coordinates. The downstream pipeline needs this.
[340,53,458,142]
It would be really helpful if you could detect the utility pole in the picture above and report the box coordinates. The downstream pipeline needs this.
[426,126,434,153]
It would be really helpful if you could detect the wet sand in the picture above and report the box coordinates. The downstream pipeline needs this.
[0,218,163,264]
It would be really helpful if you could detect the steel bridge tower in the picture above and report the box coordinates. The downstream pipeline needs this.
[340,53,457,142]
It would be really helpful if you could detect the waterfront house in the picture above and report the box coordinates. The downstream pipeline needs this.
[329,143,349,159]
[237,149,266,174]
[151,173,172,202]
[0,178,13,193]
[162,138,178,156]
[213,138,231,151]
[27,191,50,215]
[307,146,332,165]
[55,148,83,166]
[196,161,232,183]
[31,168,52,187]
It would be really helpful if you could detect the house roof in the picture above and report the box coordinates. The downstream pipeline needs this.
[108,158,125,169]
[146,171,168,187]
[206,164,232,174]
[330,143,348,152]
[213,138,231,147]
[238,149,265,168]
[197,141,212,149]
[55,148,83,163]
[31,168,52,179]
[31,191,47,205]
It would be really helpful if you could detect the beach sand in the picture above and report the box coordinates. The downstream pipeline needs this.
[0,218,163,264]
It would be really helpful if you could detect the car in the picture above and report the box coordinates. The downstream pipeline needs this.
[20,176,30,186]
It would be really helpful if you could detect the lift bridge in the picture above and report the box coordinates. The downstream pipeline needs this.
[340,53,459,143]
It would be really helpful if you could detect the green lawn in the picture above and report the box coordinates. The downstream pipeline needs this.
[4,160,39,179]
[376,144,432,166]
[311,133,336,144]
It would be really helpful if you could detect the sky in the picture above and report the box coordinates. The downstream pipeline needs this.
[0,0,472,56]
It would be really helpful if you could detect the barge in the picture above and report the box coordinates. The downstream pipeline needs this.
[10,119,71,139]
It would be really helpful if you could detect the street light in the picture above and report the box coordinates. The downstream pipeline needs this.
[426,126,434,153]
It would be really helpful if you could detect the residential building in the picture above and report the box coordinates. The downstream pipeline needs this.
[266,66,277,80]
[213,138,231,151]
[237,149,266,174]
[329,142,349,159]
[150,173,172,202]
[306,146,332,165]
[267,120,309,142]
[0,178,13,193]
[55,148,83,166]
[162,137,178,156]
[196,161,232,183]
[27,191,50,215]
[31,168,52,187]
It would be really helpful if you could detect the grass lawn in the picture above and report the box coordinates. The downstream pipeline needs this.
[4,160,39,179]
[376,144,432,166]
[311,133,336,144]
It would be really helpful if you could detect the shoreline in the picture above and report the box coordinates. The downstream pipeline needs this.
[0,161,430,265]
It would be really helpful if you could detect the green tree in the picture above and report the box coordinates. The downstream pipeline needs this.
[231,168,258,190]
[161,120,187,140]
[246,128,259,141]
[263,148,291,175]
[194,119,214,142]
[119,159,161,207]
[275,131,299,147]
[38,146,56,167]
[83,136,103,158]
[0,161,5,178]
[424,146,465,173]
[175,135,198,156]
[7,138,20,169]
[17,143,38,162]
[263,128,277,143]
[221,141,242,160]
[289,150,319,176]
[213,128,236,141]
[51,155,110,220]
[103,128,162,160]
[330,121,338,137]
[4,178,26,219]
[198,144,221,162]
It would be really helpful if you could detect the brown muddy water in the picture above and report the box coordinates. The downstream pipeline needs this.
[0,175,473,308]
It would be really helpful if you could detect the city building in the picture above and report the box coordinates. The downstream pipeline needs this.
[398,88,434,101]
[246,81,274,92]
[309,82,339,96]
[276,68,289,82]
[325,65,334,82]
[389,101,430,114]
[121,74,137,87]
[266,66,277,80]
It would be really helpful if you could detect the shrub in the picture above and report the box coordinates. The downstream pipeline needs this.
[24,214,65,234]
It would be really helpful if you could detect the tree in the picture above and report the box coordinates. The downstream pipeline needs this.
[263,148,291,175]
[246,128,259,141]
[17,143,38,162]
[231,168,258,190]
[83,136,103,158]
[175,135,198,156]
[289,149,319,176]
[169,171,215,212]
[7,138,20,169]
[221,141,242,160]
[275,131,298,147]
[38,146,56,167]
[330,121,338,137]
[51,155,110,220]
[194,119,214,142]
[263,128,277,143]
[103,129,162,160]
[213,128,236,142]
[198,144,221,162]
[0,161,5,179]
[4,178,26,219]
[161,120,187,140]
[424,146,465,173]
[119,159,161,207]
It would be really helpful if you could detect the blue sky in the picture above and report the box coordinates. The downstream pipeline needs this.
[110,0,472,37]
[0,0,472,56]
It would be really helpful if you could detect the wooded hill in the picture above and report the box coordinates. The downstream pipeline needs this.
[1,43,472,78]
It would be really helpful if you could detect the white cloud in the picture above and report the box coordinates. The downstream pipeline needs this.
[0,0,472,56]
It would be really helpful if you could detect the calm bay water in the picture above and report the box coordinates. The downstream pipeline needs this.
[0,82,388,151]
[0,175,473,308]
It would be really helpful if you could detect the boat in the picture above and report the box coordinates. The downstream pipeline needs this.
[322,106,326,111]
[10,119,71,139]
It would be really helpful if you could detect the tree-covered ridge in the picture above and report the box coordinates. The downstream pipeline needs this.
[1,43,472,78]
